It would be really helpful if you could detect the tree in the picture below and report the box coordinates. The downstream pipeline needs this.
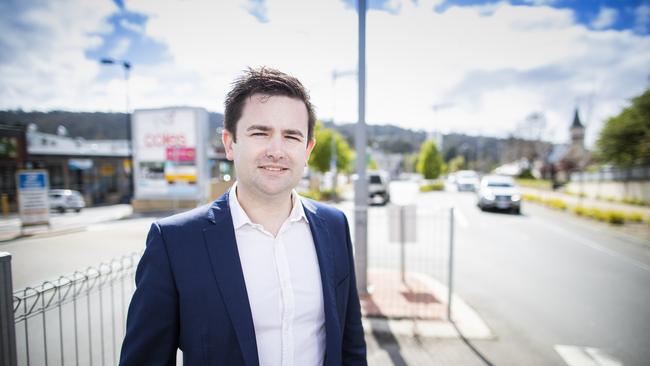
[308,121,352,173]
[416,140,445,179]
[597,88,650,167]
[447,155,466,172]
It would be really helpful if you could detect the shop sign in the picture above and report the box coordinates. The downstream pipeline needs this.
[69,159,93,170]
[16,170,50,226]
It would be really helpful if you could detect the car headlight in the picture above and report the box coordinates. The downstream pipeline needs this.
[511,194,520,202]
[484,193,495,201]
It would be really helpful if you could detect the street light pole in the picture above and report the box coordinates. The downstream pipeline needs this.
[100,58,133,202]
[354,0,368,295]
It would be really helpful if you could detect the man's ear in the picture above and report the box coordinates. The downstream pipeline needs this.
[222,129,235,161]
[306,138,316,159]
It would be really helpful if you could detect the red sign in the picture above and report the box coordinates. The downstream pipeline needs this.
[166,147,196,162]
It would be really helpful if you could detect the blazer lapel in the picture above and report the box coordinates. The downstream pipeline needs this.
[304,203,342,364]
[203,194,259,366]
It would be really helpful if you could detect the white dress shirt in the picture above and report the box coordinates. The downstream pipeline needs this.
[228,183,326,366]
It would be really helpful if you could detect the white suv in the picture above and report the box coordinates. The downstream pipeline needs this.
[49,189,85,213]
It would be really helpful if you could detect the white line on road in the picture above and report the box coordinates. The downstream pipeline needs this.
[545,223,650,273]
[555,345,623,366]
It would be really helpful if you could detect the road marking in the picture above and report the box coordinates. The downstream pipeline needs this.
[453,207,469,228]
[555,345,623,366]
[545,223,650,273]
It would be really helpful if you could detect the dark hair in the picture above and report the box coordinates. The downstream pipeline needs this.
[224,67,316,142]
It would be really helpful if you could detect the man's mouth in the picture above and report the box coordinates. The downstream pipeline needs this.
[259,165,288,172]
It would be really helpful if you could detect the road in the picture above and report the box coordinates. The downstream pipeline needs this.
[373,181,650,366]
[3,184,650,365]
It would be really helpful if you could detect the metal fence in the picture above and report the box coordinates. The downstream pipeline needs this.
[570,165,650,182]
[362,204,454,321]
[2,252,140,366]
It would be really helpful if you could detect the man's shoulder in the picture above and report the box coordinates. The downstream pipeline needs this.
[156,199,225,230]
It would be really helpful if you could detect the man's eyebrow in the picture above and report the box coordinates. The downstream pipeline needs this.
[283,129,304,138]
[246,124,272,132]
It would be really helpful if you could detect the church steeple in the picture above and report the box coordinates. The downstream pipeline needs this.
[571,108,583,129]
[570,107,584,146]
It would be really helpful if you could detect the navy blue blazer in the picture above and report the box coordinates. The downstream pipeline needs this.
[119,192,367,366]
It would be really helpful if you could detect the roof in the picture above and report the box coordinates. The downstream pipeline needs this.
[571,108,583,129]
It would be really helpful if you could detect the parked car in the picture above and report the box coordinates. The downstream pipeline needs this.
[49,189,85,213]
[477,175,521,214]
[368,171,390,205]
[456,170,480,192]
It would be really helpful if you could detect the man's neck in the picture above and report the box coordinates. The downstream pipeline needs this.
[235,185,294,236]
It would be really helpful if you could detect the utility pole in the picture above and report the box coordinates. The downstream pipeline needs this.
[100,58,133,202]
[354,0,368,294]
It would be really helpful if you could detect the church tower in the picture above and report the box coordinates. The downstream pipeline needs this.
[570,108,585,147]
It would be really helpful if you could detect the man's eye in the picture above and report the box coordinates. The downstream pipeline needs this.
[286,135,301,141]
[251,132,267,136]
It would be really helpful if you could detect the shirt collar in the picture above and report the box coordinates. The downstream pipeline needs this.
[228,181,308,230]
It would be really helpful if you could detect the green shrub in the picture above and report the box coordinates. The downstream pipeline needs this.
[572,206,587,216]
[516,179,552,190]
[605,211,625,225]
[545,198,567,210]
[518,169,535,179]
[522,193,541,202]
[420,182,445,192]
[626,212,644,223]
[587,207,607,221]
[299,189,322,201]
[300,188,340,202]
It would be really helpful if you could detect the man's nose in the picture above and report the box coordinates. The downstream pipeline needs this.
[265,135,286,159]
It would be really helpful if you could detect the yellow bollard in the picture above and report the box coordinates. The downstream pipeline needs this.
[1,194,8,218]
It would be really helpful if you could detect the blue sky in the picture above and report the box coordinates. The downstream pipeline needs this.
[1,0,649,146]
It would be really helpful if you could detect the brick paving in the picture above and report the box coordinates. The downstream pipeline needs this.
[361,269,447,320]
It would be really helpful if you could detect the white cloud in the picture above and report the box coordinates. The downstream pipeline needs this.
[1,0,649,149]
[635,4,650,34]
[0,0,118,110]
[109,38,131,58]
[591,7,617,30]
[120,18,145,33]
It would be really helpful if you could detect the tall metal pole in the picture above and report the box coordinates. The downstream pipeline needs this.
[447,207,455,320]
[123,62,134,202]
[354,0,368,295]
[101,58,134,202]
[0,252,17,366]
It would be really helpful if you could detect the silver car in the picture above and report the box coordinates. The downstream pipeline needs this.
[368,171,390,205]
[455,170,480,192]
[49,189,85,213]
[477,175,521,214]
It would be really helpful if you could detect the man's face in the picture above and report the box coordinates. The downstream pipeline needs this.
[223,94,315,201]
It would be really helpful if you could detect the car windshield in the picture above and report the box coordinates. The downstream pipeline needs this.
[487,182,514,187]
[369,175,382,184]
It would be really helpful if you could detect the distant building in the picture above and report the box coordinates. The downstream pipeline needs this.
[542,108,592,184]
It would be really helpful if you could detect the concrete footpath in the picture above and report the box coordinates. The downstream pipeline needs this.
[0,205,134,242]
[362,269,493,365]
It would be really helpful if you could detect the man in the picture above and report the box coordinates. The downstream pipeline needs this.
[119,67,367,366]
